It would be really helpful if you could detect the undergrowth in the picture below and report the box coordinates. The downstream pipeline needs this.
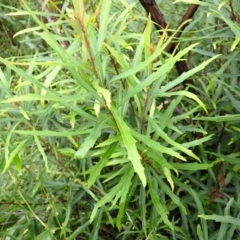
[0,0,240,239]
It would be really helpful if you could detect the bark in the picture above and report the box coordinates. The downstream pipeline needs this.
[138,0,199,77]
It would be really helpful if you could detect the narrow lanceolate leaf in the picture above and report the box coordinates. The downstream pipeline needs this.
[96,0,111,52]
[34,136,49,172]
[191,189,208,239]
[117,174,138,230]
[198,214,240,226]
[148,117,200,161]
[41,66,62,106]
[110,105,146,187]
[159,54,220,93]
[93,82,112,109]
[131,130,186,161]
[90,168,131,222]
[159,91,207,113]
[171,162,214,170]
[94,100,101,117]
[14,129,91,137]
[88,142,117,187]
[3,138,29,173]
[5,121,21,168]
[162,167,174,191]
[152,168,187,214]
[146,168,173,230]
[211,9,240,37]
[75,118,108,159]
[89,207,103,240]
[194,115,240,122]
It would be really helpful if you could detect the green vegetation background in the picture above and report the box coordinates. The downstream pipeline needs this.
[1,0,240,239]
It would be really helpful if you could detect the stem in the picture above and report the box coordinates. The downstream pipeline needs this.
[138,0,200,84]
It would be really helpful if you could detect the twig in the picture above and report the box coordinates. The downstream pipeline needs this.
[138,0,200,78]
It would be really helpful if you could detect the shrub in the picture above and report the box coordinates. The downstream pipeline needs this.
[1,0,240,239]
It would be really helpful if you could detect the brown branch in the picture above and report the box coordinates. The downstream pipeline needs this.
[138,0,200,77]
[229,0,238,22]
[165,4,200,54]
[139,0,167,29]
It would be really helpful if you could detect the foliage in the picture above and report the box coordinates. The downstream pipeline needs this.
[0,0,42,59]
[1,0,240,239]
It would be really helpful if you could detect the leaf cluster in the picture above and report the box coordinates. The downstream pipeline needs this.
[1,0,240,239]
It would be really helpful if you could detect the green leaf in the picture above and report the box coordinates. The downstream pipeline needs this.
[162,167,174,191]
[3,138,28,173]
[197,225,204,240]
[198,214,240,225]
[138,145,176,171]
[174,0,215,7]
[4,121,22,173]
[116,175,138,230]
[90,167,134,222]
[191,189,208,239]
[68,221,90,240]
[181,135,213,148]
[117,202,126,231]
[131,130,186,161]
[13,154,22,175]
[34,136,49,172]
[158,95,183,130]
[20,2,103,103]
[93,83,112,109]
[146,167,173,230]
[89,207,103,240]
[159,91,207,113]
[194,115,240,122]
[88,142,117,187]
[96,0,111,52]
[139,185,147,234]
[36,231,52,240]
[171,162,214,170]
[211,9,240,37]
[15,129,91,137]
[159,54,220,93]
[119,44,202,105]
[224,88,240,112]
[75,118,108,159]
[230,37,240,52]
[151,168,187,214]
[110,105,146,186]
[40,66,62,105]
[148,117,200,161]
[111,40,198,84]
